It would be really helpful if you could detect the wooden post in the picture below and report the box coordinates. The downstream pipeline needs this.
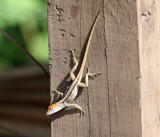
[48,0,160,136]
[138,0,160,137]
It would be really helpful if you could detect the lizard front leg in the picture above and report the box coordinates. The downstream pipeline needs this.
[70,49,78,81]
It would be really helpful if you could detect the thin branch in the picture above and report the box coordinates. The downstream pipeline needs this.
[0,29,49,79]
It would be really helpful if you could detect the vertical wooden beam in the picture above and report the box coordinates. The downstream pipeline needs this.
[48,0,110,136]
[104,0,141,136]
[48,0,160,136]
[138,0,160,137]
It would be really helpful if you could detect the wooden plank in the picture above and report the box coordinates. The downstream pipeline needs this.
[137,0,160,137]
[48,0,141,137]
[104,1,142,137]
[0,120,50,137]
[0,66,50,137]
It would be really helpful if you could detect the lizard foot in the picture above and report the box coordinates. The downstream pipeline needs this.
[87,68,101,80]
[88,72,101,80]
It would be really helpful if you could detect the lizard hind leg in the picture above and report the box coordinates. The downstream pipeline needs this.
[78,68,101,88]
[52,89,63,98]
[65,103,85,116]
[70,49,78,81]
[78,72,89,88]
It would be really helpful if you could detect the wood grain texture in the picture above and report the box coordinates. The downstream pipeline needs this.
[48,0,141,137]
[104,1,142,137]
[138,0,160,137]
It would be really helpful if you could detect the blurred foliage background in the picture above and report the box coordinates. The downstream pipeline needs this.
[0,0,48,72]
[0,1,50,136]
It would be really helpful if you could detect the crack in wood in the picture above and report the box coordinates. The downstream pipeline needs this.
[102,4,112,137]
[86,88,91,137]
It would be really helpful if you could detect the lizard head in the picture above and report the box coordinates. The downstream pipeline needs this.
[46,102,66,115]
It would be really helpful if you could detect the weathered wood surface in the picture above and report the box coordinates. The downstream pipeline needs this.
[138,0,160,137]
[0,66,50,137]
[48,0,141,137]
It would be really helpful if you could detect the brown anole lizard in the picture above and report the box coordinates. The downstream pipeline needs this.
[46,10,101,116]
